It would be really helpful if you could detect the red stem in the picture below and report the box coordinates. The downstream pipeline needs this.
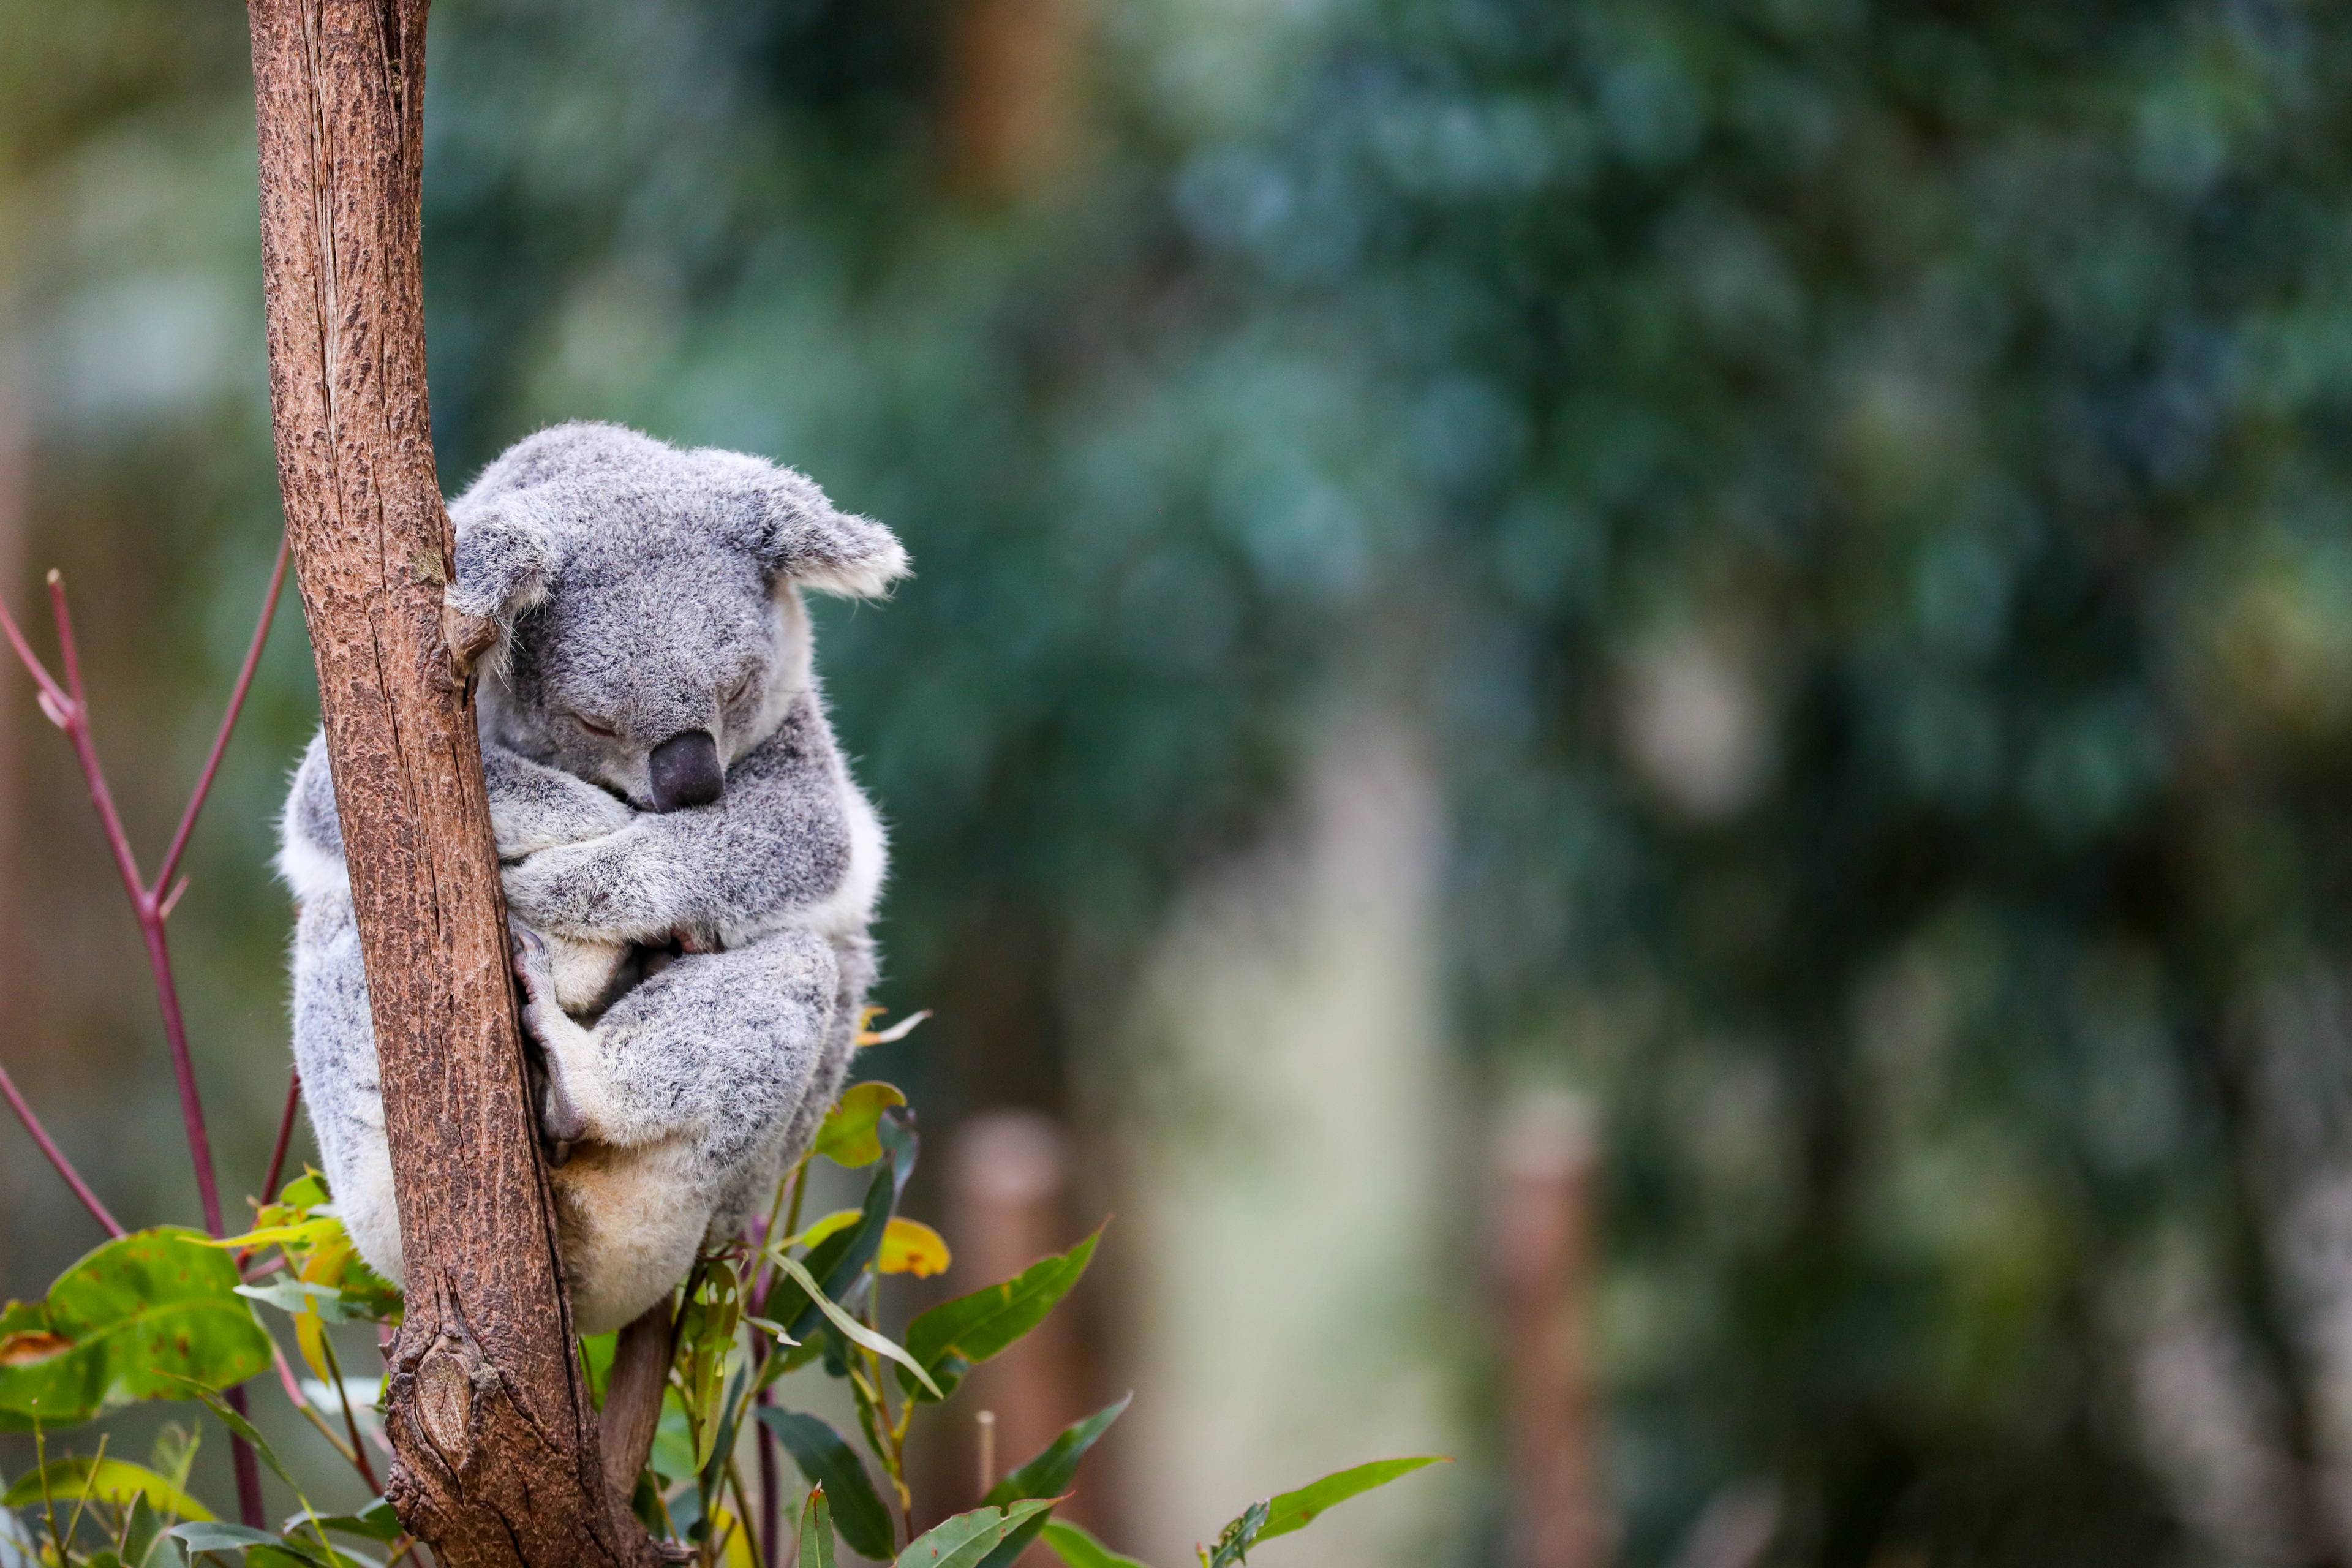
[44,578,153,920]
[156,534,290,896]
[45,577,224,1235]
[0,566,288,1530]
[758,1383,780,1564]
[0,1059,124,1237]
[262,1067,303,1204]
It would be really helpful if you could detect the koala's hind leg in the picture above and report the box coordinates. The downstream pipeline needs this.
[512,924,840,1185]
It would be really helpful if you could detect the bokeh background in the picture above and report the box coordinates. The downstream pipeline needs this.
[9,1,2352,1564]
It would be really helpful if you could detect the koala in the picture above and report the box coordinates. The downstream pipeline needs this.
[278,421,907,1335]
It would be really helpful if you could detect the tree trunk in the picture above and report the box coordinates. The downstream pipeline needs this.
[243,5,658,1564]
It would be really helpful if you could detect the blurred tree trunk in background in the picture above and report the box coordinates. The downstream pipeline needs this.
[243,4,654,1564]
[1108,712,1455,1567]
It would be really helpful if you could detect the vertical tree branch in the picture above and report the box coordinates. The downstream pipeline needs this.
[243,4,656,1564]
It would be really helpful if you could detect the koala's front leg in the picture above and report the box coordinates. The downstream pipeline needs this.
[484,742,636,859]
[500,815,700,947]
[500,700,865,947]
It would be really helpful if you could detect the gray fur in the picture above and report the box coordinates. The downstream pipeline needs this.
[280,422,905,1334]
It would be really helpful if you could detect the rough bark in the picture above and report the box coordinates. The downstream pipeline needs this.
[244,5,658,1564]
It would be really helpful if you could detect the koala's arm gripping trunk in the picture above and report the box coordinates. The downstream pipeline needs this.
[244,6,660,1565]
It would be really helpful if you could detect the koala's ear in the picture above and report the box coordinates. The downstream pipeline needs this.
[747,467,910,599]
[447,492,559,627]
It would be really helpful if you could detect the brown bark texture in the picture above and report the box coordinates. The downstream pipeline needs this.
[244,4,657,1563]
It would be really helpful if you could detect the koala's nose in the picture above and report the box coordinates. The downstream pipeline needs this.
[648,730,724,812]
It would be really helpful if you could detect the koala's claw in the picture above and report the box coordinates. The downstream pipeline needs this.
[541,1074,588,1164]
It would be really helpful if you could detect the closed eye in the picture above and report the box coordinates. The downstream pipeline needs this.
[573,713,619,739]
[728,672,758,706]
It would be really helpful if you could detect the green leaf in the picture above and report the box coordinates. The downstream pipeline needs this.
[169,1522,283,1555]
[781,1210,864,1254]
[797,1485,835,1568]
[1254,1457,1446,1546]
[171,1377,335,1562]
[0,1229,271,1431]
[1205,1501,1268,1568]
[151,1422,200,1493]
[234,1281,356,1324]
[972,1510,1055,1568]
[899,1228,1101,1403]
[124,1494,168,1568]
[2,1457,214,1521]
[1039,1520,1154,1568]
[764,1253,940,1399]
[247,1547,333,1568]
[649,1391,696,1482]
[677,1261,744,1472]
[986,1393,1130,1507]
[812,1082,907,1167]
[579,1331,617,1406]
[894,1499,1056,1567]
[765,1111,919,1342]
[281,1498,401,1544]
[757,1409,895,1562]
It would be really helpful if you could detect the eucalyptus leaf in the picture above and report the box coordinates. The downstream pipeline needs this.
[986,1393,1130,1507]
[0,1229,271,1431]
[757,1409,894,1562]
[1205,1501,1268,1568]
[893,1499,1056,1568]
[281,1498,401,1545]
[1255,1457,1446,1545]
[765,1110,918,1340]
[765,1253,940,1398]
[798,1485,835,1568]
[168,1521,282,1554]
[2,1457,213,1521]
[898,1229,1100,1403]
[170,1379,336,1562]
[811,1082,907,1167]
[1039,1520,1154,1568]
[233,1281,353,1324]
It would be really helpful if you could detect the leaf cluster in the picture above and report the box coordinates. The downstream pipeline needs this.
[4,1038,1442,1568]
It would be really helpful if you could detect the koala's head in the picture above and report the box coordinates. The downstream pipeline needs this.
[447,422,907,813]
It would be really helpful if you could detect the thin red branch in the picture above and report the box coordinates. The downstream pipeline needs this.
[156,533,292,897]
[0,595,63,707]
[1,567,284,1529]
[45,575,156,919]
[262,1068,302,1204]
[0,1059,124,1237]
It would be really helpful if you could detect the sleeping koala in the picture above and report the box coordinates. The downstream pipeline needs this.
[279,421,907,1334]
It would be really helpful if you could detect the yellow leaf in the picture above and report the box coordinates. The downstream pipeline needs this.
[812,1082,907,1167]
[294,1237,351,1382]
[878,1219,951,1279]
[712,1507,757,1568]
[787,1210,864,1253]
[1,1457,214,1521]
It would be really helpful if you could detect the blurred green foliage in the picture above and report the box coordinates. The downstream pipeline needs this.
[9,0,2352,1562]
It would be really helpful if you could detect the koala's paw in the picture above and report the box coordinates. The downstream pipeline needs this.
[502,843,606,934]
[511,925,590,1161]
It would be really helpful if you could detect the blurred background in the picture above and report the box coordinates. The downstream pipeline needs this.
[8,1,2352,1564]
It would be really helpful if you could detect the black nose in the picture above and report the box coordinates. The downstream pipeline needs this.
[648,730,723,812]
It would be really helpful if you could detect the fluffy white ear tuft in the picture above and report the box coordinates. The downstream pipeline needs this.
[746,464,910,599]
